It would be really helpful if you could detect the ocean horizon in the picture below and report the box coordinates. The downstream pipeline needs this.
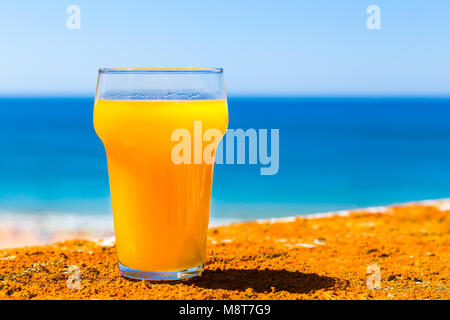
[1,96,450,224]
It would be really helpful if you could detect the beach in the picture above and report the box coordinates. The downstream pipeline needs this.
[0,200,448,300]
[2,0,449,305]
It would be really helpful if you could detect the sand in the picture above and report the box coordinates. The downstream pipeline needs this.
[0,203,448,300]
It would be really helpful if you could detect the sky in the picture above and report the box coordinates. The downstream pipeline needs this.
[0,0,449,96]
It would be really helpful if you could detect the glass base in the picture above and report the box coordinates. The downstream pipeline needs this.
[118,262,204,281]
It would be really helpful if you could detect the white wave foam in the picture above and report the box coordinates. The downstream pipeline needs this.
[0,198,448,248]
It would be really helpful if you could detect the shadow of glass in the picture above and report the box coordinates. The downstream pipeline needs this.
[188,269,338,294]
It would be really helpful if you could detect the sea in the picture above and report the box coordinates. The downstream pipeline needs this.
[1,97,450,225]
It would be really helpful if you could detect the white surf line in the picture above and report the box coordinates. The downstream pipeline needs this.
[93,237,116,247]
[1,198,449,231]
[254,198,450,225]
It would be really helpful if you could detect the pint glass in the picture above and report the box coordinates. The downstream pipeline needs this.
[93,68,228,280]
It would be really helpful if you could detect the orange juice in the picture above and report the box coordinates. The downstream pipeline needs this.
[93,99,228,272]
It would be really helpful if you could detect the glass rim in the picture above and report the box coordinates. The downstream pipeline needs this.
[99,68,223,74]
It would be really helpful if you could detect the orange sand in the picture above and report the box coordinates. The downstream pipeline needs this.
[0,203,448,300]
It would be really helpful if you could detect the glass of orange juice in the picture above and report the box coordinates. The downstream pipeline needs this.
[93,68,228,280]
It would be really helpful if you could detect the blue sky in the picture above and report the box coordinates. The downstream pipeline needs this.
[0,0,449,96]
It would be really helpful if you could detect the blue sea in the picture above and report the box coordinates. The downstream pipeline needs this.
[1,97,450,223]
